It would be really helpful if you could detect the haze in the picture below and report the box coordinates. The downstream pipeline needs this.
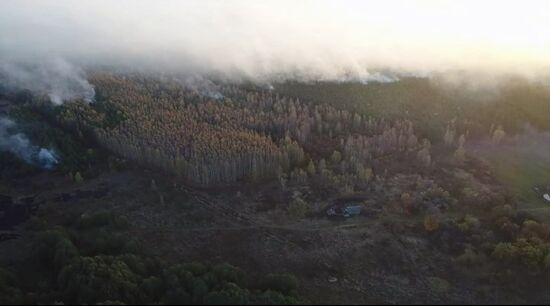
[1,0,550,82]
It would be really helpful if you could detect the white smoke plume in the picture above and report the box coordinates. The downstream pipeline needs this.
[0,58,95,105]
[0,117,58,169]
[169,75,224,100]
[1,0,550,87]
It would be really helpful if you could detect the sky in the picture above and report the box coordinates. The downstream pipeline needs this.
[1,0,550,82]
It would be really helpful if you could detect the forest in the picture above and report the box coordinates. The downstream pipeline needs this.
[45,73,433,188]
[3,1,550,304]
[1,73,550,304]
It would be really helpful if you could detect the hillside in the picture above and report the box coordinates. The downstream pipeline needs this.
[1,75,550,304]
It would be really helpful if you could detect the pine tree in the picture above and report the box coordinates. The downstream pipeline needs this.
[74,172,84,183]
[331,151,342,164]
[492,126,506,145]
[306,160,316,176]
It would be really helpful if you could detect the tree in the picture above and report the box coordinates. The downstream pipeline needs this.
[140,276,163,302]
[454,145,466,162]
[544,253,550,270]
[515,239,544,270]
[357,166,373,183]
[458,215,480,234]
[417,148,431,167]
[330,150,342,164]
[306,160,316,176]
[74,172,83,183]
[53,238,79,272]
[492,242,518,263]
[260,274,298,296]
[424,214,440,232]
[278,172,287,192]
[455,247,484,267]
[58,256,140,305]
[401,193,413,215]
[492,126,506,145]
[407,135,418,149]
[287,192,308,220]
[317,158,327,174]
[204,283,250,305]
[458,134,466,147]
[443,125,455,146]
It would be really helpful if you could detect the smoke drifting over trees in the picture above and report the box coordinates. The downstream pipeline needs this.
[1,0,549,96]
[0,59,95,105]
[0,117,58,169]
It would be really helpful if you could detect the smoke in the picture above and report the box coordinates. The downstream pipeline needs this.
[1,0,550,89]
[0,117,58,169]
[169,75,224,100]
[0,58,95,105]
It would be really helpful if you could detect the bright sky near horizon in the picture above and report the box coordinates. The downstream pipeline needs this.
[1,0,549,81]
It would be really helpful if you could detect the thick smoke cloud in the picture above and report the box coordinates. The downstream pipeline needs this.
[0,117,58,169]
[1,0,550,95]
[0,59,95,105]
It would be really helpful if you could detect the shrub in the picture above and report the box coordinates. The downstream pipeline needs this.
[515,239,545,270]
[53,238,79,272]
[458,215,480,234]
[492,242,518,263]
[494,217,520,239]
[212,263,245,287]
[287,192,309,220]
[400,193,413,215]
[74,172,84,183]
[455,247,485,267]
[78,211,114,229]
[57,256,140,305]
[544,253,550,270]
[254,290,299,305]
[427,277,450,294]
[491,204,514,219]
[424,214,440,232]
[140,276,164,301]
[260,274,299,296]
[162,288,192,305]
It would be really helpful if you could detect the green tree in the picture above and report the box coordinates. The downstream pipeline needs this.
[306,160,316,176]
[74,171,84,183]
[492,242,518,263]
[544,253,550,270]
[53,238,79,272]
[317,159,327,174]
[330,151,342,164]
[424,214,440,232]
[492,126,506,144]
[287,192,309,220]
[58,256,140,305]
[515,239,544,270]
[204,283,250,305]
[260,274,298,296]
[140,276,164,302]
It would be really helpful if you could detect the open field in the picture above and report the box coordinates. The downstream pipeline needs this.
[470,131,550,220]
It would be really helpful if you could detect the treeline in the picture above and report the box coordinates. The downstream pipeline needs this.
[0,211,301,305]
[54,73,431,186]
[275,78,550,140]
[3,104,110,177]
